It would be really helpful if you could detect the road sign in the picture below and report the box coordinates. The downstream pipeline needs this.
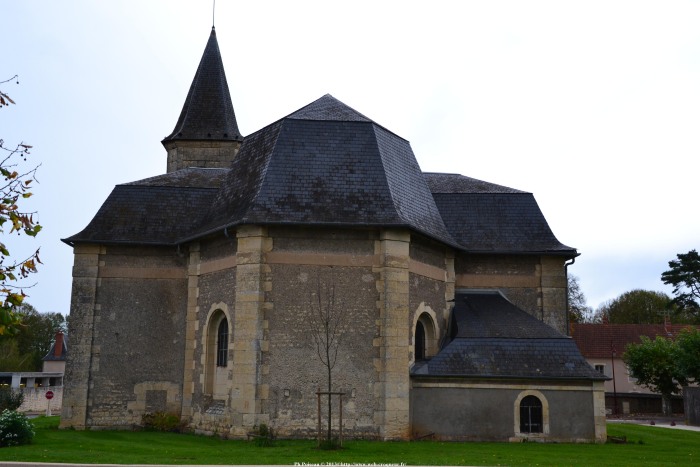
[45,390,54,400]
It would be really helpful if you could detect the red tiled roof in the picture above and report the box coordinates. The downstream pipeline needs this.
[570,323,696,358]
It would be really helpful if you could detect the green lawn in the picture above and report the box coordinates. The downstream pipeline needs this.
[0,417,698,466]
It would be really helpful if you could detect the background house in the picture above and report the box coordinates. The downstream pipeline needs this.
[571,322,691,415]
[0,331,65,413]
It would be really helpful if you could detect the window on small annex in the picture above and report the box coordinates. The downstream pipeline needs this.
[415,321,426,361]
[594,364,605,375]
[519,395,543,434]
[216,317,229,367]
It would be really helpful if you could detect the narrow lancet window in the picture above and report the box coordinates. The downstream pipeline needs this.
[216,318,228,367]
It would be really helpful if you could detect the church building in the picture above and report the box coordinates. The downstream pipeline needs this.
[61,27,607,442]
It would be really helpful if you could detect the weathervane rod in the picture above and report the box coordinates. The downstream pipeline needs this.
[213,0,216,28]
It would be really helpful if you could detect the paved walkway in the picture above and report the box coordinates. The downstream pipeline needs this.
[608,417,700,432]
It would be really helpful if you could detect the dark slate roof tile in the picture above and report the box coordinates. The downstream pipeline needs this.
[163,28,243,143]
[418,338,604,380]
[63,184,219,245]
[190,95,458,247]
[287,94,372,122]
[423,173,575,255]
[42,339,67,362]
[424,172,525,194]
[413,292,604,380]
[126,167,230,188]
[68,94,573,256]
[452,292,564,339]
[430,190,576,255]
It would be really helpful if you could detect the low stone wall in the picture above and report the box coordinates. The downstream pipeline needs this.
[17,386,63,414]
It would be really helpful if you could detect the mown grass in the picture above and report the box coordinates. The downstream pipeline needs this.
[0,417,698,466]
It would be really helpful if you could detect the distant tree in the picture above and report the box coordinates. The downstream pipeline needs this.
[623,335,687,415]
[662,249,700,318]
[0,339,34,371]
[0,75,42,336]
[13,303,65,370]
[567,274,592,323]
[676,327,700,383]
[594,289,674,324]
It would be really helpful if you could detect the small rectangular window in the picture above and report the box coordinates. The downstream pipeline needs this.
[594,364,605,375]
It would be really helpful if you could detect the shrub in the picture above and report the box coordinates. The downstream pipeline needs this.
[318,437,341,450]
[251,423,275,447]
[0,409,35,447]
[0,387,24,412]
[141,412,183,432]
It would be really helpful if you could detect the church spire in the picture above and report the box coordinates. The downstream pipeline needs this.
[162,28,243,173]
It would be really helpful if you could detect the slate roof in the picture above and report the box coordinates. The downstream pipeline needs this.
[64,169,227,245]
[424,173,576,256]
[43,333,67,362]
[162,27,243,143]
[412,291,605,380]
[188,94,459,247]
[570,323,696,359]
[64,95,578,256]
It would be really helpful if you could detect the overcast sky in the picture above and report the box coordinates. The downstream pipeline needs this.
[3,1,699,316]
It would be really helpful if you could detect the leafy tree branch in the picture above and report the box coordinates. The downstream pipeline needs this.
[0,77,42,335]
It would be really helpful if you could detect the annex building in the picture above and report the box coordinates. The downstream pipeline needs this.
[61,27,607,442]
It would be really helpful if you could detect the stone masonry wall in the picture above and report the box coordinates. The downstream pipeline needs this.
[454,253,568,334]
[408,236,452,363]
[267,263,379,438]
[411,379,602,442]
[164,140,240,173]
[61,244,100,429]
[64,245,188,428]
[183,234,240,435]
[265,227,380,438]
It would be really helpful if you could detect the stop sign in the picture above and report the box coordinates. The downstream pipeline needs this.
[45,390,54,400]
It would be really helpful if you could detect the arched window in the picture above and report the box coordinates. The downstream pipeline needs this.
[216,317,228,367]
[205,307,230,396]
[519,395,543,434]
[415,321,426,361]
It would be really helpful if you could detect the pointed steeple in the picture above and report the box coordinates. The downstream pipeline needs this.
[163,27,243,173]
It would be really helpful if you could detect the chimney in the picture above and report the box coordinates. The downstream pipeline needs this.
[54,331,64,358]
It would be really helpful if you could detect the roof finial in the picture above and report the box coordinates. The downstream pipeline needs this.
[212,0,216,29]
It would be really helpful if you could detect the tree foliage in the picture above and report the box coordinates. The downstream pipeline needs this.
[676,327,700,383]
[662,249,700,317]
[623,335,688,415]
[14,303,65,370]
[0,339,34,372]
[0,76,42,335]
[594,289,674,324]
[567,274,592,323]
[0,303,64,371]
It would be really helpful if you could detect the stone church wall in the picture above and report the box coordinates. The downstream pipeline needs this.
[411,379,600,442]
[190,269,237,413]
[408,236,451,361]
[62,245,188,428]
[264,227,380,438]
[184,236,239,434]
[454,253,568,334]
